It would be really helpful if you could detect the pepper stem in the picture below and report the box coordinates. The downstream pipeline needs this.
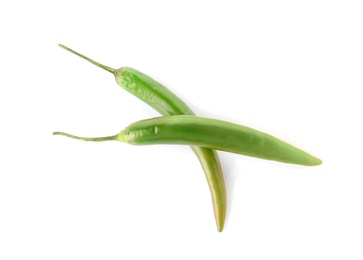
[58,44,116,74]
[53,131,118,142]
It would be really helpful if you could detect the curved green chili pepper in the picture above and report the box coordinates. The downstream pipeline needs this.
[54,115,322,166]
[59,44,226,231]
[59,44,194,116]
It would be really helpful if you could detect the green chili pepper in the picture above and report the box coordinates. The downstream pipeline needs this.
[54,115,322,166]
[59,45,226,231]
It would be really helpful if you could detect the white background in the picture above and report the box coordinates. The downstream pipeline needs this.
[1,1,362,259]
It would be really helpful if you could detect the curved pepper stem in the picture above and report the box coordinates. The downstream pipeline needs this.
[53,132,118,142]
[58,44,116,74]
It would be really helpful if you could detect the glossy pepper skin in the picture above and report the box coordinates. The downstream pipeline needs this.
[117,115,322,166]
[54,115,322,166]
[115,67,193,116]
[59,45,226,232]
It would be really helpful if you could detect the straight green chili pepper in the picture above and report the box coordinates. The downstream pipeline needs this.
[54,115,322,166]
[59,44,226,231]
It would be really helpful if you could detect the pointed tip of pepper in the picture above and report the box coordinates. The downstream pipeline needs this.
[315,158,323,166]
[307,156,323,166]
[216,222,224,232]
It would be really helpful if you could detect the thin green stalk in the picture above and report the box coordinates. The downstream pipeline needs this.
[53,132,117,142]
[59,44,116,74]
